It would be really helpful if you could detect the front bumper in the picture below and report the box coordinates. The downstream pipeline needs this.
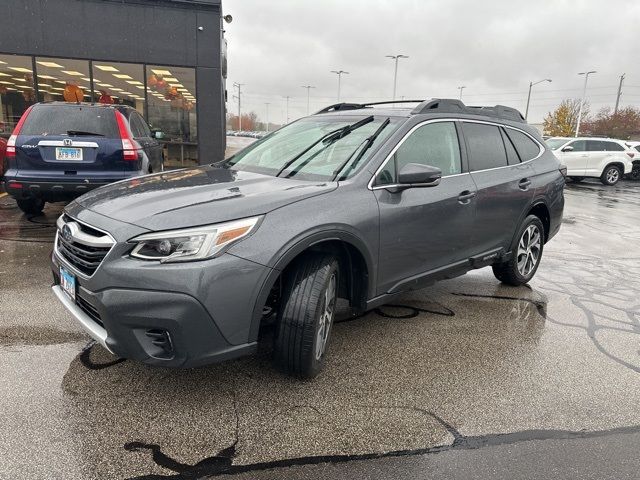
[50,212,273,367]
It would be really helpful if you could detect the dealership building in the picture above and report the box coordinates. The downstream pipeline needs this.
[0,0,227,165]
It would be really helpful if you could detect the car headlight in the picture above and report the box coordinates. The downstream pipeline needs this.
[129,216,262,263]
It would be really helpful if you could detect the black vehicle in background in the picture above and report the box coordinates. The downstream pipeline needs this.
[3,102,164,214]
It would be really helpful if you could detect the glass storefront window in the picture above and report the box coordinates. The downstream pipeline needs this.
[146,65,197,166]
[0,54,36,134]
[91,61,145,114]
[35,57,90,104]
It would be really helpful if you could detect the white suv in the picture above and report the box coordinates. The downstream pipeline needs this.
[546,137,634,185]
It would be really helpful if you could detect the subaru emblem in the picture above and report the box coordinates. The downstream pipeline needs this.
[63,138,72,146]
[62,225,73,242]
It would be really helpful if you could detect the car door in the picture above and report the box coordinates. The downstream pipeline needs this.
[461,121,536,256]
[584,140,608,176]
[373,120,477,295]
[556,139,588,176]
[131,112,163,172]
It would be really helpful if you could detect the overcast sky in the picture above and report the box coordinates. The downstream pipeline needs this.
[224,0,640,126]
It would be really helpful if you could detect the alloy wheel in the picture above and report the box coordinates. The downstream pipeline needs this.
[606,168,619,184]
[315,273,337,360]
[517,225,541,277]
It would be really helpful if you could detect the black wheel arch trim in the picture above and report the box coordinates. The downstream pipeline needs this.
[247,227,376,342]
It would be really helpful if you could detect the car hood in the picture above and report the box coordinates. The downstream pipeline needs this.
[75,166,337,231]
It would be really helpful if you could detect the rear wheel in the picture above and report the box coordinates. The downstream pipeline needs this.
[16,197,45,215]
[601,165,621,185]
[273,253,339,378]
[629,165,640,181]
[493,215,544,286]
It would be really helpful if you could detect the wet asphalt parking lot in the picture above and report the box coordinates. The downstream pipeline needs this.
[1,156,640,478]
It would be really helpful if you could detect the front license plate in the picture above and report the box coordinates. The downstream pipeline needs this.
[60,266,76,301]
[55,147,83,161]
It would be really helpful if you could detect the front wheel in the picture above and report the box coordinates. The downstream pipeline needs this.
[273,253,339,378]
[16,197,45,215]
[601,165,621,185]
[629,166,640,181]
[493,215,544,286]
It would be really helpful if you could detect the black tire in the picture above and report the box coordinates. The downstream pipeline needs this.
[569,176,584,183]
[16,197,45,215]
[492,215,544,286]
[601,165,621,186]
[629,166,640,181]
[273,252,339,378]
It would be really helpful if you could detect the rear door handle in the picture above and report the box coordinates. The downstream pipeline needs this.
[519,178,532,190]
[458,190,476,204]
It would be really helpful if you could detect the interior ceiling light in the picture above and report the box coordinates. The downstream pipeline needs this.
[0,72,11,77]
[95,65,119,72]
[170,84,184,88]
[98,83,113,87]
[62,70,84,76]
[135,86,145,90]
[111,88,123,92]
[121,91,133,95]
[9,67,32,73]
[37,61,64,68]
[51,87,65,91]
[81,77,96,82]
[152,69,172,76]
[12,77,27,82]
[113,74,132,79]
[0,80,13,85]
[0,60,6,64]
[163,77,179,82]
[37,75,56,80]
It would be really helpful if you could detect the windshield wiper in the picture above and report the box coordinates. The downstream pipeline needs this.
[275,115,374,177]
[331,117,391,181]
[66,130,105,137]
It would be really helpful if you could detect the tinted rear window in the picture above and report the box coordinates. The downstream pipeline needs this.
[20,105,119,138]
[504,128,540,161]
[463,123,507,171]
[603,141,624,151]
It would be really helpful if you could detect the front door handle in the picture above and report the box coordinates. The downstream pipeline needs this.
[519,178,532,190]
[458,190,476,204]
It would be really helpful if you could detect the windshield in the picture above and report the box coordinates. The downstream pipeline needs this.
[545,137,571,150]
[224,115,401,181]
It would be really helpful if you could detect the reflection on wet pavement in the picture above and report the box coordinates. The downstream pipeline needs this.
[1,179,640,479]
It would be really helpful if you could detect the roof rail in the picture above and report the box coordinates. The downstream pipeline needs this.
[412,99,525,123]
[314,99,426,115]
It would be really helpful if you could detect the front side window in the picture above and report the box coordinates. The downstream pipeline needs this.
[504,128,540,161]
[567,140,587,152]
[226,115,400,181]
[463,122,507,171]
[546,138,572,150]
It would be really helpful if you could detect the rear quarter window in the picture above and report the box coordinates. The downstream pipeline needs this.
[603,141,624,151]
[19,105,119,138]
[504,128,541,161]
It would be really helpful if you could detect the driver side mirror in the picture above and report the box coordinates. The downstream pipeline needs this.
[395,163,442,189]
[152,130,165,140]
[561,145,573,152]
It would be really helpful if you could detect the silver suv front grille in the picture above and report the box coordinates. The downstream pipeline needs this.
[55,214,115,277]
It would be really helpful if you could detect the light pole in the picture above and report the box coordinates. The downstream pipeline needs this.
[301,85,315,115]
[264,102,270,132]
[457,86,466,100]
[283,95,290,124]
[525,78,552,121]
[232,82,244,131]
[385,54,409,100]
[330,70,349,101]
[575,70,596,137]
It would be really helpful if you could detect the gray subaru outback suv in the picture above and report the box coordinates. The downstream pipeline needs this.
[51,99,564,378]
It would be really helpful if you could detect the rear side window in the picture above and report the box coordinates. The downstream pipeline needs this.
[603,141,624,151]
[635,146,640,153]
[20,105,119,138]
[504,128,540,161]
[500,128,520,165]
[586,140,605,152]
[463,123,507,171]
